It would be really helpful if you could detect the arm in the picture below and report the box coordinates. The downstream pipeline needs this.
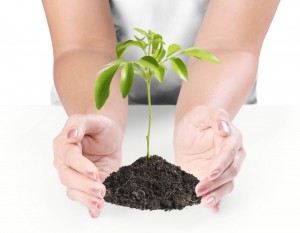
[42,0,127,128]
[42,0,127,218]
[176,0,280,121]
[174,0,280,212]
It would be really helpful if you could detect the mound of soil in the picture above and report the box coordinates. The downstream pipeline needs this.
[103,155,201,210]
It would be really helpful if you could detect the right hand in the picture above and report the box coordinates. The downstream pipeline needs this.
[53,114,123,218]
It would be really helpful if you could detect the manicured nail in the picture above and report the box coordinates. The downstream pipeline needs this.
[210,170,221,180]
[96,202,102,211]
[87,172,98,181]
[89,209,95,218]
[196,185,209,195]
[219,121,230,133]
[206,196,216,206]
[92,188,103,199]
[67,128,78,139]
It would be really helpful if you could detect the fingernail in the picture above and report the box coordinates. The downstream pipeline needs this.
[92,188,103,199]
[89,209,97,218]
[96,202,102,211]
[219,121,230,133]
[206,196,216,206]
[88,172,98,181]
[210,170,220,180]
[67,128,78,139]
[196,185,209,195]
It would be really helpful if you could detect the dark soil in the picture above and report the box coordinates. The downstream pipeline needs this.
[103,155,201,210]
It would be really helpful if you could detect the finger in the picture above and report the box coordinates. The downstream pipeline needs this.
[209,201,221,213]
[201,181,234,209]
[196,148,245,196]
[65,114,111,143]
[189,106,231,136]
[58,165,106,199]
[66,187,104,218]
[62,144,99,180]
[208,132,242,180]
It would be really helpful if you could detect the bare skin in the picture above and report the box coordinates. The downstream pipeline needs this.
[42,0,280,217]
[175,0,280,212]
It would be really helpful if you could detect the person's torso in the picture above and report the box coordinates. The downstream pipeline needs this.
[110,0,210,104]
[51,0,257,105]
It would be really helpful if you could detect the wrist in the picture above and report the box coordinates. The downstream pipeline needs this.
[175,104,229,125]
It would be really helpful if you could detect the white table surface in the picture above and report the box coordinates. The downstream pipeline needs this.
[0,105,299,232]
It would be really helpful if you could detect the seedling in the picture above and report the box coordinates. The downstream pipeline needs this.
[94,28,220,160]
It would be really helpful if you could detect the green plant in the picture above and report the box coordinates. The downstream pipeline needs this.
[95,28,220,160]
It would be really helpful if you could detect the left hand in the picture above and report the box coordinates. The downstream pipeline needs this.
[174,106,246,212]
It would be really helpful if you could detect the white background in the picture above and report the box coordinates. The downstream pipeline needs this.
[0,0,299,105]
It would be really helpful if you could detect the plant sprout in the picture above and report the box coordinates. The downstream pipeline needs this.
[95,28,220,160]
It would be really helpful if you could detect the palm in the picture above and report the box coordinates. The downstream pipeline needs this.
[80,121,123,181]
[174,118,223,181]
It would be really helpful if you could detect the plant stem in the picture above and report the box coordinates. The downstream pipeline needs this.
[146,78,152,160]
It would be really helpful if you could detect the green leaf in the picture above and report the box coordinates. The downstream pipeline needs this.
[133,63,146,78]
[134,28,148,36]
[134,35,146,41]
[157,49,166,62]
[140,41,148,49]
[154,65,166,83]
[136,56,159,69]
[182,47,221,64]
[160,63,167,71]
[153,34,162,40]
[170,57,188,82]
[116,42,127,58]
[116,40,146,58]
[126,40,145,49]
[152,39,160,54]
[95,64,120,109]
[103,59,124,68]
[120,62,134,98]
[167,44,182,58]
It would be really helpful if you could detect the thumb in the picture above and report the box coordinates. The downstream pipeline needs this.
[208,108,231,137]
[190,106,231,137]
[215,120,231,137]
[65,114,111,143]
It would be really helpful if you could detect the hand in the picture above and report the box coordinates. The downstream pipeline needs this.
[174,106,245,212]
[53,114,123,218]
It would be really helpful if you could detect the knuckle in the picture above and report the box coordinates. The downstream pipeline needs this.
[62,147,76,168]
[64,151,72,167]
[66,188,75,201]
[231,165,239,177]
[58,168,69,186]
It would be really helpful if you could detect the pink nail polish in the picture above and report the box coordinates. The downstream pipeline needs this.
[92,188,103,199]
[88,172,98,181]
[96,202,102,211]
[197,185,209,195]
[89,209,95,218]
[206,196,216,206]
[218,121,230,133]
[67,128,78,139]
[210,170,221,180]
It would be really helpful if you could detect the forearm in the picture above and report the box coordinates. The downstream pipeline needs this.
[176,49,258,122]
[54,49,128,130]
